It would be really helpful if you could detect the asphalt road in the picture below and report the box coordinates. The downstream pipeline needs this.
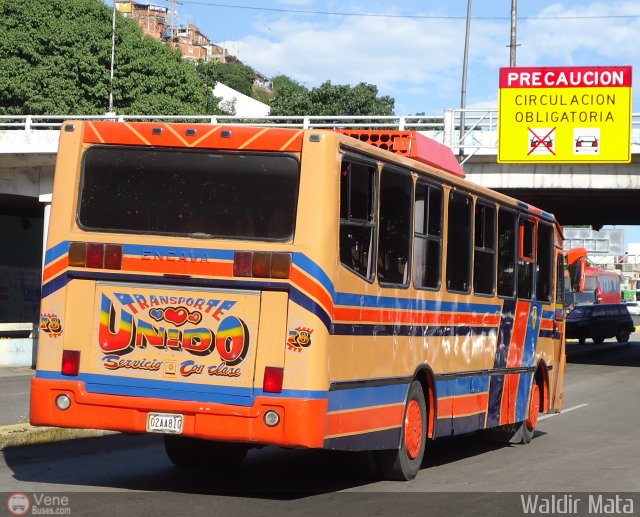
[1,342,640,516]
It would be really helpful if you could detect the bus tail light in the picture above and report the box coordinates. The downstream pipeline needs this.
[233,252,291,279]
[68,242,123,270]
[86,243,104,268]
[263,367,284,393]
[61,350,80,376]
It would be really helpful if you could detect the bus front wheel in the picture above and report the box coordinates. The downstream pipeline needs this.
[374,380,427,481]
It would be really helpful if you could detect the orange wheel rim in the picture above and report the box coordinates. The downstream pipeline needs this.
[526,384,540,430]
[404,399,423,460]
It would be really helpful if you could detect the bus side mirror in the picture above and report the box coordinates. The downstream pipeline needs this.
[566,247,587,293]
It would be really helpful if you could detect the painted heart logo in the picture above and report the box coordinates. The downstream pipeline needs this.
[149,308,164,321]
[188,311,202,325]
[164,307,189,326]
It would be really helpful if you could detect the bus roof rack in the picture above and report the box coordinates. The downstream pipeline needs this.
[336,130,465,178]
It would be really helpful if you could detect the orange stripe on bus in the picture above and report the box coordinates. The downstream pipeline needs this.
[121,256,234,277]
[500,373,521,425]
[290,266,334,314]
[452,392,489,417]
[85,121,104,143]
[437,392,489,418]
[82,122,305,152]
[333,307,500,326]
[506,300,530,368]
[325,404,404,437]
[43,256,69,283]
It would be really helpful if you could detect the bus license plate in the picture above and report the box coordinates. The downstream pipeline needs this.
[146,413,183,434]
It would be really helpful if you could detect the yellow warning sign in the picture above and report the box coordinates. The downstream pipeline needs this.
[498,66,632,163]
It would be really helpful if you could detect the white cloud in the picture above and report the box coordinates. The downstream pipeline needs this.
[221,1,640,114]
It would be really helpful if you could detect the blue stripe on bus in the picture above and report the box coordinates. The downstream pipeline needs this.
[41,273,69,299]
[35,370,327,405]
[324,427,401,451]
[522,303,542,368]
[453,413,487,435]
[292,252,335,298]
[435,376,490,398]
[123,244,234,260]
[486,298,517,428]
[327,383,408,412]
[494,298,516,369]
[40,270,334,330]
[516,201,555,223]
[542,310,555,319]
[331,324,498,337]
[515,371,534,423]
[44,241,70,264]
[333,292,501,313]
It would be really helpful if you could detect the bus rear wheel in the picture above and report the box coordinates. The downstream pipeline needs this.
[510,382,540,445]
[164,435,250,469]
[374,380,427,481]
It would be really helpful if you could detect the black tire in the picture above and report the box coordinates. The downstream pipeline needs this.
[164,435,249,469]
[374,380,427,481]
[616,327,631,343]
[592,336,605,344]
[509,381,541,445]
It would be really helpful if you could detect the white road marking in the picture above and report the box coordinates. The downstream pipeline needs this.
[539,403,589,420]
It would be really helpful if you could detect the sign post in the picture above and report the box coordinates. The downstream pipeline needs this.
[498,65,632,163]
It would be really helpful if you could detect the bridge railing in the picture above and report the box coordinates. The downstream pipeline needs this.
[2,111,640,156]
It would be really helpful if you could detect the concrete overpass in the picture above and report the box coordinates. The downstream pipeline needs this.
[3,111,640,228]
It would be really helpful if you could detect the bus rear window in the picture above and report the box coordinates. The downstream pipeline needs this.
[78,146,300,241]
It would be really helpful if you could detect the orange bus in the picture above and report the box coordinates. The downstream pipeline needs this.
[32,121,579,480]
[565,265,621,308]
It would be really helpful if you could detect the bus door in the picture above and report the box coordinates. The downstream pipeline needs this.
[551,251,567,411]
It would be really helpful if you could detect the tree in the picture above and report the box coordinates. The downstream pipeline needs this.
[269,75,312,115]
[0,0,219,115]
[269,77,395,116]
[195,60,256,97]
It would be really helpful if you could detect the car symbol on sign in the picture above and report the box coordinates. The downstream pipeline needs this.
[575,135,599,154]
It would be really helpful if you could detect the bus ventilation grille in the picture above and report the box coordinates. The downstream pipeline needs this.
[335,130,465,178]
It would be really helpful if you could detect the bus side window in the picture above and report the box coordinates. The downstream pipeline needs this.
[378,167,413,287]
[339,159,377,281]
[497,208,517,298]
[517,217,535,299]
[473,201,496,296]
[413,181,442,290]
[536,222,554,303]
[446,190,472,293]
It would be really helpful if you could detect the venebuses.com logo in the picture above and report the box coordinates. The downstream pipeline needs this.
[7,493,71,515]
[7,494,30,516]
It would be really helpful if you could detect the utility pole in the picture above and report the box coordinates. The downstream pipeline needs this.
[108,0,117,115]
[459,0,472,158]
[509,0,518,66]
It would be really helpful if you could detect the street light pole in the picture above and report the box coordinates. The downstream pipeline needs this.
[108,0,117,115]
[459,0,472,157]
[509,0,518,66]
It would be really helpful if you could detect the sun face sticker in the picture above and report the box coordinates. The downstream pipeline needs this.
[40,313,63,338]
[287,327,313,352]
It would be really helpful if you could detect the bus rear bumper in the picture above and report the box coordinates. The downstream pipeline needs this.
[30,377,328,448]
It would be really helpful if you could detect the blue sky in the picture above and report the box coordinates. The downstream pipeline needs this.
[171,1,640,115]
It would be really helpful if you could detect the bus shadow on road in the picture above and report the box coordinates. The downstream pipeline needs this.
[4,429,526,497]
[566,341,640,367]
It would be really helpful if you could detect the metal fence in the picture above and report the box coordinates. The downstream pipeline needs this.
[2,110,639,158]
